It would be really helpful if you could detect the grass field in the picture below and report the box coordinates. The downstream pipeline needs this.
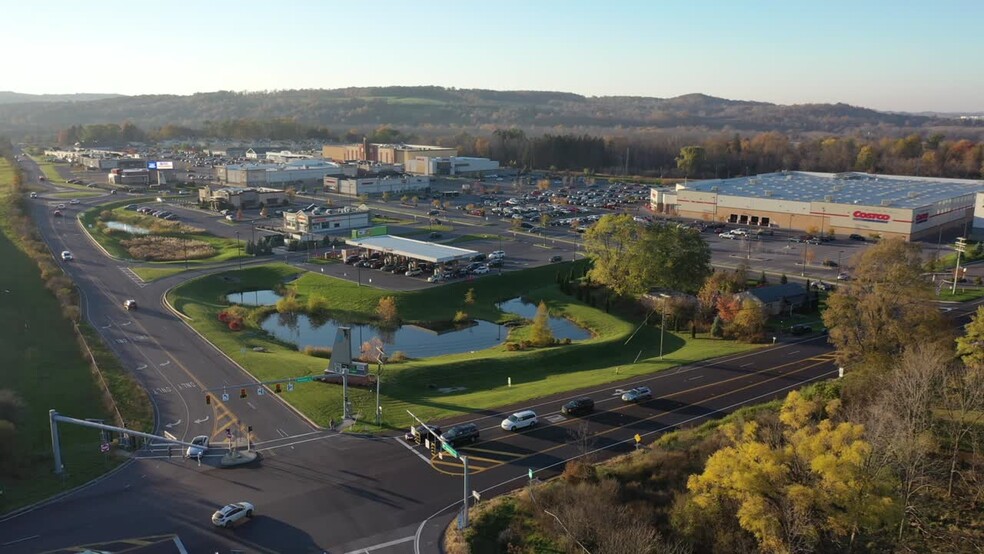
[0,159,125,513]
[48,191,103,199]
[938,287,984,302]
[130,266,188,281]
[168,262,761,432]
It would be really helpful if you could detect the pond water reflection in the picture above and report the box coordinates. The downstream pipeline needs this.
[106,221,150,235]
[227,290,283,306]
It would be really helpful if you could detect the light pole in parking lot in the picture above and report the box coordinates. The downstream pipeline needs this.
[838,250,844,269]
[658,293,670,360]
[235,231,242,270]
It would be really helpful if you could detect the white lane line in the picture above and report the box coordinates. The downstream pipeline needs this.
[246,401,256,410]
[740,362,753,367]
[1,535,40,546]
[394,436,432,464]
[173,536,189,554]
[277,428,288,437]
[787,350,800,356]
[688,375,704,381]
[344,535,414,554]
[253,433,339,452]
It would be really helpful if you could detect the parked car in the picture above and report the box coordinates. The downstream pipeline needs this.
[185,435,209,458]
[561,397,595,416]
[123,299,137,310]
[470,253,487,262]
[57,203,66,209]
[489,250,505,259]
[405,268,423,277]
[787,236,803,243]
[836,272,851,281]
[719,232,737,239]
[790,324,812,336]
[472,265,489,275]
[487,258,503,268]
[621,386,652,402]
[549,255,564,263]
[69,199,80,205]
[426,274,444,283]
[404,424,442,443]
[380,264,395,273]
[211,502,254,528]
[442,423,480,447]
[849,234,866,241]
[53,209,63,217]
[60,250,73,261]
[501,410,538,431]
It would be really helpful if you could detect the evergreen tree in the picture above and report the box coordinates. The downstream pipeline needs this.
[530,301,554,347]
[710,315,724,338]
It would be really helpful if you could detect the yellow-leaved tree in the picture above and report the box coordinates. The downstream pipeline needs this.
[686,389,898,554]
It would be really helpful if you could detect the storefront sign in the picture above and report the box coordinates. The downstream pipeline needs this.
[852,210,891,223]
[914,212,929,224]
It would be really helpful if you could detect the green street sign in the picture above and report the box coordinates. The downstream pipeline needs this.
[528,468,534,480]
[295,376,313,383]
[441,442,459,458]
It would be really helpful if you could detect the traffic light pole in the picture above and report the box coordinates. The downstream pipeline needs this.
[461,455,470,529]
[407,410,471,529]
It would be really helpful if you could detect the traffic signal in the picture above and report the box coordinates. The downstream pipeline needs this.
[240,388,247,399]
[429,440,438,456]
[275,383,282,394]
[247,425,253,433]
[205,394,211,405]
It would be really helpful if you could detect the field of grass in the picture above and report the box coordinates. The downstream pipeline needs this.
[0,160,125,514]
[48,191,103,199]
[28,156,65,183]
[938,287,984,302]
[130,266,188,281]
[79,200,245,263]
[168,262,761,431]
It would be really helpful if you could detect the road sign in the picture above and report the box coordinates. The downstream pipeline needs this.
[100,443,110,453]
[441,442,459,458]
[287,382,294,392]
[472,490,481,502]
[634,433,642,445]
[221,392,230,402]
[528,468,534,480]
[296,376,313,383]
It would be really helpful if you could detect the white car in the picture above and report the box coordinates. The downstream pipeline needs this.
[621,386,653,402]
[185,435,209,458]
[501,410,538,431]
[69,199,80,205]
[718,232,736,239]
[472,265,490,275]
[427,274,444,283]
[211,502,254,527]
[489,250,506,259]
[836,272,851,281]
[60,250,73,261]
[405,268,423,277]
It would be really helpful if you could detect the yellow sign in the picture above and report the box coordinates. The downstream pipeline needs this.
[634,433,642,444]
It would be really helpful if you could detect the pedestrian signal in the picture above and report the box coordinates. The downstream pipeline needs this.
[275,383,282,394]
[205,394,211,405]
[430,440,438,456]
[240,388,247,399]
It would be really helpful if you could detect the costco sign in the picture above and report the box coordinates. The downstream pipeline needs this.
[852,210,891,223]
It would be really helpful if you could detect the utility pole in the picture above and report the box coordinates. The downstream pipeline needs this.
[953,237,967,295]
[375,347,386,427]
[235,231,242,270]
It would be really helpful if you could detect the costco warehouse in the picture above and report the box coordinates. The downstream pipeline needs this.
[651,171,984,241]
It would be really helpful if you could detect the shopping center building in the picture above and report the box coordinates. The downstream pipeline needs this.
[651,171,984,241]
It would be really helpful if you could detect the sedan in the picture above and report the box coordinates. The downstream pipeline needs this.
[185,435,209,458]
[621,386,653,402]
[211,502,254,528]
[60,250,73,261]
[718,232,737,240]
[405,268,423,277]
[69,199,80,205]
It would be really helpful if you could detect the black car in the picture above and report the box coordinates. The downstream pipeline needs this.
[404,424,442,444]
[471,253,487,262]
[790,324,812,336]
[487,258,503,268]
[561,397,595,416]
[549,255,563,263]
[441,423,480,447]
[344,255,361,265]
[429,232,442,239]
[849,234,866,241]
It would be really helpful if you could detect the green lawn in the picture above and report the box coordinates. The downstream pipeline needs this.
[0,160,137,513]
[447,233,509,245]
[48,191,103,199]
[938,287,984,302]
[168,262,761,431]
[28,156,66,183]
[80,199,246,264]
[130,266,188,281]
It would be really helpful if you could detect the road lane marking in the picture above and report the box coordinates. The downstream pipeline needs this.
[740,362,753,367]
[394,436,432,464]
[688,375,705,381]
[461,446,526,458]
[344,535,414,554]
[2,535,39,546]
[787,350,800,356]
[246,401,256,410]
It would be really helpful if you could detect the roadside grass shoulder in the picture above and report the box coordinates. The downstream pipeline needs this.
[48,191,102,199]
[937,287,984,302]
[130,266,187,282]
[170,262,761,429]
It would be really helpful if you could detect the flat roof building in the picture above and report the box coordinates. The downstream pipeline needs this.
[657,171,984,241]
[284,206,371,239]
[218,160,344,187]
[344,235,477,264]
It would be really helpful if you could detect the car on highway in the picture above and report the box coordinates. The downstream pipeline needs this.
[53,209,63,217]
[849,234,866,241]
[561,397,595,416]
[441,423,480,446]
[429,232,442,239]
[60,250,73,261]
[621,386,652,403]
[211,502,254,527]
[57,203,66,209]
[69,199,80,205]
[428,209,440,215]
[185,435,209,458]
[501,410,538,431]
[30,192,38,199]
[549,255,564,263]
[404,424,442,443]
[123,299,137,310]
[719,232,737,239]
[790,324,812,336]
[836,272,851,281]
[489,250,505,259]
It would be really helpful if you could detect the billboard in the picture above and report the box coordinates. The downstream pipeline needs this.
[351,225,387,239]
[147,161,174,170]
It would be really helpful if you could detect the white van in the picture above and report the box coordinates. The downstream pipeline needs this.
[501,410,538,431]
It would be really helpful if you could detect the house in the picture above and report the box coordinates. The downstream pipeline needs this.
[737,283,808,316]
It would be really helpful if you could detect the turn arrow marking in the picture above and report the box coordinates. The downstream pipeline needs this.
[135,364,147,371]
[164,420,182,428]
[194,416,209,424]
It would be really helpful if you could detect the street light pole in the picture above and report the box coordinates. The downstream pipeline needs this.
[375,347,385,427]
[659,293,670,360]
[235,231,242,270]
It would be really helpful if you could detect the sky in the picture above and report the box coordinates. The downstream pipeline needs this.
[4,0,982,113]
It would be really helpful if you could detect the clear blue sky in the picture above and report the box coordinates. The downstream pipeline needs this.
[5,0,982,112]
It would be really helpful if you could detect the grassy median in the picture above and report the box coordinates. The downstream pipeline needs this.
[168,262,760,431]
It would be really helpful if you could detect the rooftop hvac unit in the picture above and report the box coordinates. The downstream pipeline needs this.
[880,199,892,206]
[907,191,919,198]
[824,195,834,202]
[764,190,773,197]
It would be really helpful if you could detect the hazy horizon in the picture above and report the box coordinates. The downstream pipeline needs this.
[5,0,983,113]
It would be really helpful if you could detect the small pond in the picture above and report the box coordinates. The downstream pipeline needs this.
[227,290,283,306]
[106,221,150,235]
[496,298,590,341]
[259,296,589,358]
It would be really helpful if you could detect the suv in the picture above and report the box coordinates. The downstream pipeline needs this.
[501,410,538,431]
[123,299,137,311]
[441,423,480,447]
[561,397,595,416]
[405,424,442,444]
[849,234,866,241]
[621,386,653,403]
[790,324,812,336]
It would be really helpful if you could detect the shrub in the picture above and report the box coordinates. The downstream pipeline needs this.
[561,459,597,484]
[389,351,408,362]
[453,310,470,323]
[302,345,333,359]
[228,320,242,331]
[504,342,521,351]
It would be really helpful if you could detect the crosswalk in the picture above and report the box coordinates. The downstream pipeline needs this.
[119,266,148,288]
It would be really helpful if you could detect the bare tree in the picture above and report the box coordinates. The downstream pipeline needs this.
[939,365,984,497]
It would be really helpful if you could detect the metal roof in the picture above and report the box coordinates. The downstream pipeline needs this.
[682,171,984,208]
[344,235,477,263]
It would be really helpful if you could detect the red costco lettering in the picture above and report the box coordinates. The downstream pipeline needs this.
[915,213,929,224]
[852,210,891,221]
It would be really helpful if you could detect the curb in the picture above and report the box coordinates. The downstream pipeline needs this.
[0,458,135,523]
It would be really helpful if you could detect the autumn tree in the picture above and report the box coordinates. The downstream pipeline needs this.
[464,288,476,306]
[676,146,706,177]
[728,299,768,343]
[822,238,950,371]
[529,301,554,347]
[956,305,984,368]
[584,214,646,296]
[686,389,897,554]
[376,296,399,327]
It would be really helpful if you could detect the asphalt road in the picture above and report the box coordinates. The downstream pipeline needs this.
[0,157,907,553]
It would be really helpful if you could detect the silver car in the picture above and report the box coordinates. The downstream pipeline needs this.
[621,386,653,402]
[185,435,209,458]
[212,502,254,527]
